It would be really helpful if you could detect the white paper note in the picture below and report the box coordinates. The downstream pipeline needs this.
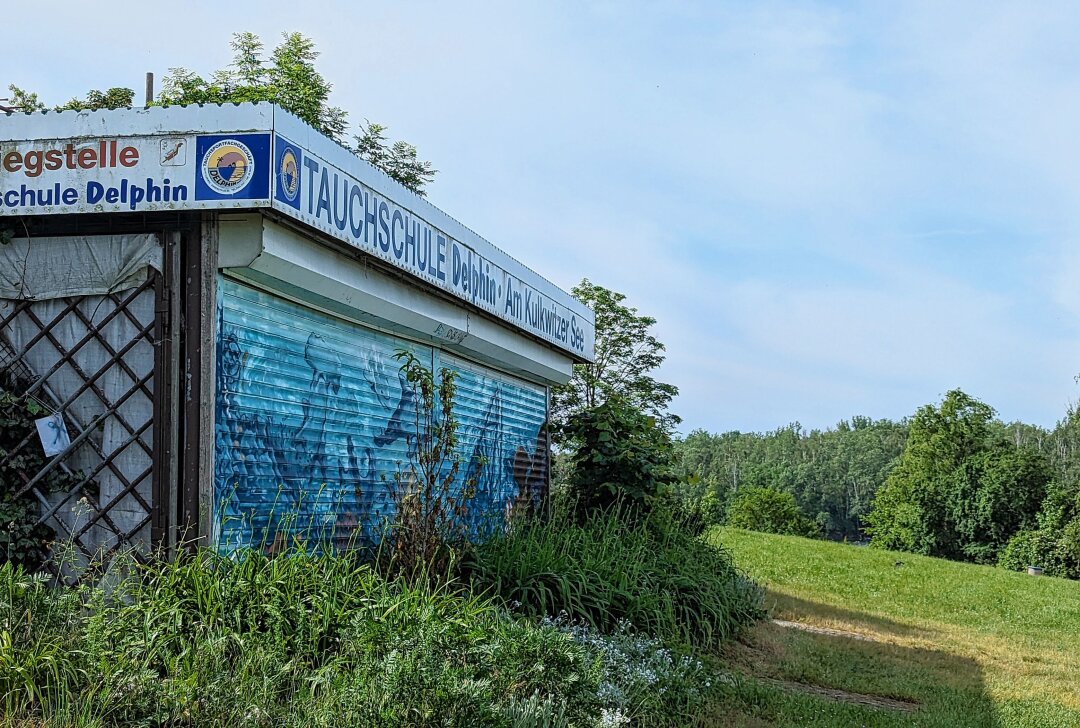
[35,413,71,457]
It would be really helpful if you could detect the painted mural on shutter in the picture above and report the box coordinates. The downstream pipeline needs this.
[215,278,428,551]
[438,353,548,534]
[214,279,549,553]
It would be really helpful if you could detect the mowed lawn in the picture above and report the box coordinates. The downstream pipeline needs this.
[707,528,1080,728]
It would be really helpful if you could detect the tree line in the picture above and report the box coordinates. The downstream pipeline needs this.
[676,391,1080,579]
[675,417,907,540]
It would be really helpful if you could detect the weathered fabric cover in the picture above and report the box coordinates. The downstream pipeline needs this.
[0,234,160,300]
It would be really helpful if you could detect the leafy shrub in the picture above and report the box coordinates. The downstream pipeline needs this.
[998,529,1049,573]
[652,484,708,537]
[0,379,90,571]
[562,399,677,516]
[700,488,727,527]
[385,351,480,582]
[725,487,820,538]
[1003,479,1080,579]
[462,505,763,652]
[999,514,1080,579]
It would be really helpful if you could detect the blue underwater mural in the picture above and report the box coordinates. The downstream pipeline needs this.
[214,278,548,552]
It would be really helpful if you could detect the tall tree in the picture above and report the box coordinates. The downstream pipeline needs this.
[865,389,1048,563]
[550,279,680,440]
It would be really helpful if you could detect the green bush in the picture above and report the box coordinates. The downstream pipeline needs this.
[725,487,821,538]
[462,505,764,654]
[562,399,677,516]
[999,520,1080,579]
[996,477,1080,579]
[700,488,727,526]
[998,529,1046,572]
[0,380,90,571]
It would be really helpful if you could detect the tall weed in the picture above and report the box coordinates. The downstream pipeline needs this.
[0,562,85,713]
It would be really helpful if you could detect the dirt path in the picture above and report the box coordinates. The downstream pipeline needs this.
[757,676,920,713]
[771,618,881,642]
[738,619,922,713]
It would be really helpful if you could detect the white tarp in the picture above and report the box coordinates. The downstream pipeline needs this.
[0,233,161,300]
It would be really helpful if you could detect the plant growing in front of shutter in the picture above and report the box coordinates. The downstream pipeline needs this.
[385,351,483,583]
[562,397,677,518]
[0,375,88,572]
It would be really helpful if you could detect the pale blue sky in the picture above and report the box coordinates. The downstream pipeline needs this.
[8,1,1080,433]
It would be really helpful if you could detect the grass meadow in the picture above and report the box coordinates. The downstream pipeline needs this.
[710,528,1080,727]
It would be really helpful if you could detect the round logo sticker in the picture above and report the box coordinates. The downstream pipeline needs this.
[201,139,255,195]
[279,147,299,201]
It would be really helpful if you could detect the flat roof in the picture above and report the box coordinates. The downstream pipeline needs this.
[0,103,594,362]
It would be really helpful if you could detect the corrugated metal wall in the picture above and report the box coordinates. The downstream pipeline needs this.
[214,277,548,552]
[439,353,548,533]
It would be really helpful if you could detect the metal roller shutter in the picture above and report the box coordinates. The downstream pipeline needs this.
[214,277,431,551]
[214,278,550,553]
[437,352,548,532]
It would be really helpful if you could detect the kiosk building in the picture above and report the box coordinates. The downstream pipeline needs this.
[0,103,593,569]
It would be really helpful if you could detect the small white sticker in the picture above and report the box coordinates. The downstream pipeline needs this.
[35,413,71,457]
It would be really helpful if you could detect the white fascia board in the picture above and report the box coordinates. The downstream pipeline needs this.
[1,103,593,363]
[220,216,573,385]
[0,104,275,141]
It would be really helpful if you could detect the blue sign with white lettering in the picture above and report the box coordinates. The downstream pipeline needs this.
[270,133,591,358]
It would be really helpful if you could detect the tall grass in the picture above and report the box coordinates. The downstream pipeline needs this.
[0,549,604,727]
[1,503,766,726]
[462,506,764,651]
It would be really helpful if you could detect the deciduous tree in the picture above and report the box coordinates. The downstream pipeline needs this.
[550,279,679,440]
[865,389,1049,563]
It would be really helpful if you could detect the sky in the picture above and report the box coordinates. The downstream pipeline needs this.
[7,1,1080,435]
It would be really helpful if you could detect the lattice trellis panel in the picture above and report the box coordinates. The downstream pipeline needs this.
[0,275,160,582]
